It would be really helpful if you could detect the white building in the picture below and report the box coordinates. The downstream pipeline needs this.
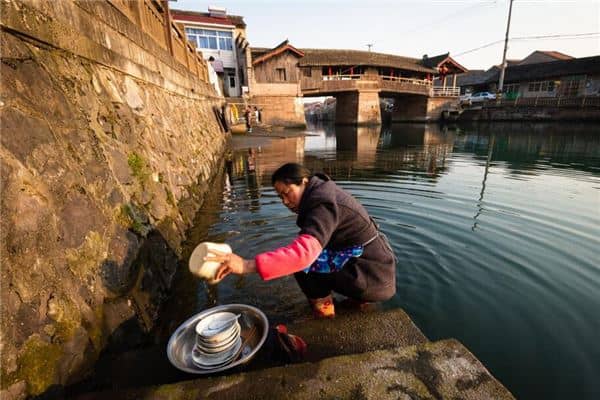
[171,6,249,97]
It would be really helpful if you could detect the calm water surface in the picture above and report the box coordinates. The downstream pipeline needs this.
[182,122,600,400]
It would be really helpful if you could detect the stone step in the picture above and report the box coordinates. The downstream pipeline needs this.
[75,339,515,400]
[68,309,427,395]
[226,96,245,105]
[286,307,428,362]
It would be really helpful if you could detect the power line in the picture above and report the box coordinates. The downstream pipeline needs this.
[512,32,600,41]
[454,32,600,57]
[398,1,497,36]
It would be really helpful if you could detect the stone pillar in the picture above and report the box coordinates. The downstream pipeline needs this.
[335,92,359,125]
[426,96,458,121]
[357,90,381,125]
[391,95,429,122]
[335,90,381,125]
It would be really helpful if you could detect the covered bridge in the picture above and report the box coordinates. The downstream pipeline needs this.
[251,41,467,125]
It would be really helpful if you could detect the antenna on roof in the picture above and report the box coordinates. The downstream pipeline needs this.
[366,44,373,52]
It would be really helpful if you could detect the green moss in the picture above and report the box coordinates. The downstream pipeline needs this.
[120,203,151,237]
[16,335,63,396]
[148,383,200,400]
[64,231,105,279]
[117,204,133,228]
[81,306,105,355]
[54,318,79,343]
[127,152,150,185]
[165,187,176,207]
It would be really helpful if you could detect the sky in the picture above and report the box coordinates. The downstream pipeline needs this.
[171,0,600,71]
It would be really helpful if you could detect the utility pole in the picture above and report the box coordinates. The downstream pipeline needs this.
[498,0,514,94]
[366,44,373,52]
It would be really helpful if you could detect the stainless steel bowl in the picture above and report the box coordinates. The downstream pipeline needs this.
[167,304,269,374]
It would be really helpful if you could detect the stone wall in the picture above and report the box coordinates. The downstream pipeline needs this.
[251,83,306,128]
[458,105,600,121]
[0,1,226,398]
[426,96,457,121]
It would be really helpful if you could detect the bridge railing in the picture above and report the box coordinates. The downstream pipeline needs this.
[379,75,432,87]
[322,74,362,81]
[303,74,435,96]
[322,74,432,87]
[432,87,460,97]
[485,96,600,108]
[378,76,432,96]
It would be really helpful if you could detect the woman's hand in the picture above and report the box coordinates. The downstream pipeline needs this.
[205,249,256,281]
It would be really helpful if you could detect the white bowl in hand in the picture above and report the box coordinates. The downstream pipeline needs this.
[189,242,232,284]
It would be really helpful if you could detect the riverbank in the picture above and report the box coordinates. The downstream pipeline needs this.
[455,98,600,122]
[71,308,515,399]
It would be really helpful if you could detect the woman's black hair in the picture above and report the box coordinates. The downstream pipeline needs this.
[271,163,311,185]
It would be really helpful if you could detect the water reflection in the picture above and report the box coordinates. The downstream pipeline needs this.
[178,121,600,400]
[334,124,380,165]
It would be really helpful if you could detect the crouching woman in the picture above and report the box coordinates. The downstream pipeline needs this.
[211,163,396,318]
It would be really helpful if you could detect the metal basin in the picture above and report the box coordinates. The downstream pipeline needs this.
[167,304,269,374]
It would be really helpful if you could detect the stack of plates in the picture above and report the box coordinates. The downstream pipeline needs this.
[192,312,242,369]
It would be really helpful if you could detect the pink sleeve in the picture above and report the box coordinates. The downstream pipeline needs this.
[255,234,323,281]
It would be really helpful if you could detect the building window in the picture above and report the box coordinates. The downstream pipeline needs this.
[302,68,312,77]
[185,28,233,51]
[504,84,519,94]
[276,68,287,81]
[527,80,555,93]
[229,75,236,88]
[561,79,580,97]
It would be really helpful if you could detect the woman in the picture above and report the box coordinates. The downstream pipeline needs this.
[211,163,396,318]
[244,106,253,133]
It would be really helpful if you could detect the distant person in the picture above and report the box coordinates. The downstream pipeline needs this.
[208,163,397,318]
[206,56,222,97]
[244,106,252,133]
[254,106,261,124]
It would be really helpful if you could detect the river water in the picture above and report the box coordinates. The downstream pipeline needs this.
[181,122,600,400]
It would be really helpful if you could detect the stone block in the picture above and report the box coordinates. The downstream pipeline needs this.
[76,339,515,400]
[287,308,427,362]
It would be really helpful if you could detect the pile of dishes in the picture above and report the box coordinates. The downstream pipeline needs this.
[191,311,242,369]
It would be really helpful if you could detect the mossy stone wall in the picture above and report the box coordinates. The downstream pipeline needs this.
[0,1,227,397]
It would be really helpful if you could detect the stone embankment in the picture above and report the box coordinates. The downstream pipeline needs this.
[457,98,600,122]
[0,1,226,398]
[74,309,516,400]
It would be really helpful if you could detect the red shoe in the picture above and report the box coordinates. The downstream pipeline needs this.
[309,295,335,318]
[275,324,307,362]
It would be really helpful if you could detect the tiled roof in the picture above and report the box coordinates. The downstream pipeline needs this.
[457,55,600,86]
[252,40,305,65]
[535,50,574,61]
[170,9,246,28]
[251,47,270,60]
[455,70,496,87]
[422,53,468,73]
[422,53,450,68]
[498,55,600,83]
[297,49,436,73]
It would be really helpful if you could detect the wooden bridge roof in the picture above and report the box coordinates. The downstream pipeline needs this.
[296,49,437,73]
